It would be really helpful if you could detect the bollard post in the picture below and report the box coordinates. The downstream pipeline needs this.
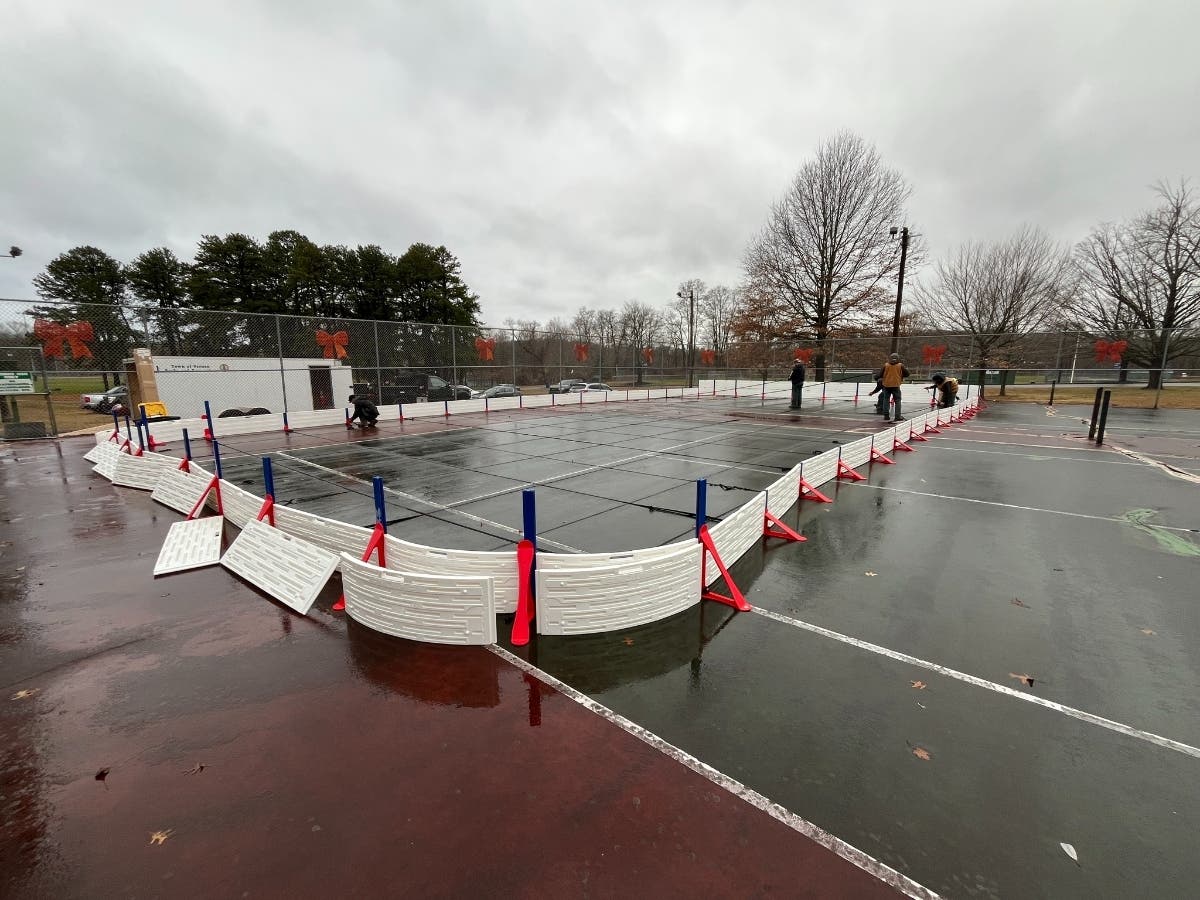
[695,478,708,537]
[124,413,133,442]
[522,489,537,549]
[262,456,275,498]
[203,400,216,441]
[1087,387,1104,440]
[372,475,388,531]
[1095,391,1112,445]
[1048,378,1057,407]
[182,428,193,461]
[211,439,223,479]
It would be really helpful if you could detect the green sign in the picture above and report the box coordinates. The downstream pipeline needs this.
[0,372,35,395]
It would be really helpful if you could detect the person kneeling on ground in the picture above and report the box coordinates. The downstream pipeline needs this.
[927,373,959,408]
[789,358,806,409]
[348,394,379,428]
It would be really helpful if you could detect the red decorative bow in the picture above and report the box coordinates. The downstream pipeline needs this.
[922,344,947,366]
[1094,339,1127,363]
[34,319,94,359]
[794,349,814,365]
[699,349,716,365]
[315,329,349,359]
[573,342,589,362]
[475,337,496,361]
[641,347,654,365]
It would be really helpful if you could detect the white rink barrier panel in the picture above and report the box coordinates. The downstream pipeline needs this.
[765,464,804,519]
[535,541,703,636]
[154,516,225,576]
[112,450,181,490]
[802,451,839,491]
[270,504,374,564]
[340,554,497,645]
[705,492,767,588]
[841,436,874,469]
[220,519,339,616]
[383,534,519,614]
[215,481,266,529]
[150,464,215,515]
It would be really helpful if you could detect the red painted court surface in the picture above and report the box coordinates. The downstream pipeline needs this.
[4,396,1200,898]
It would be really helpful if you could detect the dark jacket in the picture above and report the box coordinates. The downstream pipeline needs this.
[789,363,806,385]
[350,397,379,422]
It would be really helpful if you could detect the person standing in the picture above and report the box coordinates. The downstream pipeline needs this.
[789,358,806,409]
[879,353,910,422]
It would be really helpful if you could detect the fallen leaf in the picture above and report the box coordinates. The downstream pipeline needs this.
[1140,628,1156,636]
[1060,842,1079,864]
[1009,673,1036,687]
[912,746,932,761]
[95,768,110,782]
[182,763,206,776]
[10,689,38,701]
[916,701,926,709]
[910,681,927,690]
[1010,598,1029,608]
[864,571,877,577]
[622,638,634,646]
[149,829,174,846]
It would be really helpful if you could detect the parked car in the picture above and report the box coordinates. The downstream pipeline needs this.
[458,385,480,399]
[381,374,471,404]
[569,382,613,393]
[81,385,128,412]
[481,384,522,399]
[548,378,586,394]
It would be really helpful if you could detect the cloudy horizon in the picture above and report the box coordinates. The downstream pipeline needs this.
[2,0,1198,323]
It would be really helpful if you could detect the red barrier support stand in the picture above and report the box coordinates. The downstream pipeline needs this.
[185,477,223,519]
[332,522,386,612]
[255,496,276,527]
[510,539,536,646]
[893,435,915,452]
[869,445,895,465]
[282,412,294,434]
[798,477,833,503]
[923,422,941,435]
[763,510,806,543]
[836,460,865,481]
[444,399,451,417]
[398,403,405,421]
[697,525,751,611]
[345,408,354,429]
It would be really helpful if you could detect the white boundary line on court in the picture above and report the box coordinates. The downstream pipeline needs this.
[488,645,942,900]
[749,607,1200,760]
[847,483,1200,534]
[919,444,1146,465]
[1108,443,1200,485]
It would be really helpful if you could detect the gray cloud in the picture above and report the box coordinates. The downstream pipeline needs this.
[3,0,1199,321]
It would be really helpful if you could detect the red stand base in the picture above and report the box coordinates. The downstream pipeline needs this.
[333,522,386,611]
[510,540,536,646]
[869,446,895,465]
[203,427,213,442]
[798,478,833,503]
[763,510,806,543]
[924,424,941,435]
[186,477,223,519]
[909,430,929,442]
[836,460,865,481]
[255,495,276,527]
[698,525,751,612]
[893,437,915,452]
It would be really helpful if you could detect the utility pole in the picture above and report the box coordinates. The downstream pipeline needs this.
[678,286,696,389]
[889,227,909,354]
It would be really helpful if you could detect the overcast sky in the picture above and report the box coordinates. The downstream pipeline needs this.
[3,0,1198,324]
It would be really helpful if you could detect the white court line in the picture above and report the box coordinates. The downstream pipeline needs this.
[749,608,1200,759]
[921,444,1145,465]
[930,435,1122,453]
[1109,443,1200,485]
[488,645,941,900]
[274,450,585,553]
[848,483,1200,533]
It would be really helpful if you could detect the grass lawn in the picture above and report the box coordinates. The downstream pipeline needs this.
[990,384,1200,410]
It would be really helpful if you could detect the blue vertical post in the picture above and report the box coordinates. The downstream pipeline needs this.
[211,439,223,479]
[522,489,537,549]
[203,400,215,438]
[111,410,121,434]
[124,414,133,441]
[182,428,193,461]
[135,422,146,452]
[262,456,275,498]
[372,476,387,531]
[695,478,708,537]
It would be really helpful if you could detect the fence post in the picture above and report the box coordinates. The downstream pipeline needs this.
[511,327,518,387]
[373,320,383,402]
[450,324,458,393]
[1095,390,1112,445]
[274,315,290,420]
[1087,387,1103,440]
[36,348,58,437]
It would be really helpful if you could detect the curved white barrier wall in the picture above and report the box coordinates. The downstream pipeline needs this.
[384,535,519,613]
[340,553,497,645]
[705,492,766,588]
[535,540,702,635]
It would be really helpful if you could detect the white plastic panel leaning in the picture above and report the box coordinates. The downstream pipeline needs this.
[154,516,225,575]
[112,451,180,490]
[841,436,874,468]
[535,541,702,635]
[765,464,804,519]
[220,519,338,616]
[150,464,214,515]
[704,492,766,588]
[271,504,374,562]
[340,553,497,645]
[383,534,519,613]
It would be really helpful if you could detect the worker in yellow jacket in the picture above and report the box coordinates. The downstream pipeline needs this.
[879,353,909,422]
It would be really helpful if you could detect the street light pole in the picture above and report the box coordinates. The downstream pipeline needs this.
[678,287,696,389]
[889,227,909,354]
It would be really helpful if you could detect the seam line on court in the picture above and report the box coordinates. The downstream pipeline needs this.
[487,645,942,900]
[847,483,1200,533]
[749,608,1200,759]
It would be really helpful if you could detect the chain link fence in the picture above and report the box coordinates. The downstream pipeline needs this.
[2,296,1197,438]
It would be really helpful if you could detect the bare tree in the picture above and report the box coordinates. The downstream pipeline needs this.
[743,132,915,378]
[699,284,737,360]
[594,308,620,379]
[1073,180,1200,389]
[921,226,1074,396]
[619,300,661,385]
